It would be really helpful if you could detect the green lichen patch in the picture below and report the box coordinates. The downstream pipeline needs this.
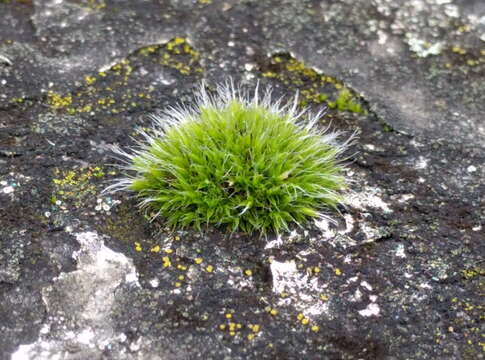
[83,0,106,10]
[47,92,72,109]
[444,46,485,69]
[448,296,485,354]
[137,37,202,75]
[43,37,203,117]
[51,166,107,209]
[260,54,365,114]
[461,266,485,280]
[99,201,162,247]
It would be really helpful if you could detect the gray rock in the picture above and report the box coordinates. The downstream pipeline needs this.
[0,0,483,359]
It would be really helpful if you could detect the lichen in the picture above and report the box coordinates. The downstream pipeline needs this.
[462,267,484,280]
[51,166,106,208]
[139,37,202,75]
[43,37,203,117]
[47,91,72,109]
[83,0,106,10]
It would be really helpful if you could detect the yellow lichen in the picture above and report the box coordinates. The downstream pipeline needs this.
[162,256,171,268]
[85,75,96,85]
[150,245,160,253]
[462,267,484,280]
[451,46,467,55]
[51,166,105,208]
[48,91,72,109]
[85,0,106,10]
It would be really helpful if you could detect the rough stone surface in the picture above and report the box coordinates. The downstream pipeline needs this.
[0,0,484,359]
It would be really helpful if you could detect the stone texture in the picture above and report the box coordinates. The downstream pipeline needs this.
[0,0,483,359]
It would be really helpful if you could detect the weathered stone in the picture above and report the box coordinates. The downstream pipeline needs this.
[0,0,483,359]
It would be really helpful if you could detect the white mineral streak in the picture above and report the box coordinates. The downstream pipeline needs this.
[264,234,284,249]
[270,259,330,317]
[397,194,414,203]
[346,187,392,213]
[406,36,444,57]
[466,165,477,173]
[315,186,392,249]
[0,54,12,65]
[415,156,429,169]
[395,243,406,258]
[2,185,14,194]
[12,231,139,360]
[358,303,380,317]
[361,281,373,291]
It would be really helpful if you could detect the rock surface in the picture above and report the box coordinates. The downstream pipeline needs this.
[0,0,484,359]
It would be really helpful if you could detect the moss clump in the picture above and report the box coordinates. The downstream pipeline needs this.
[107,83,351,234]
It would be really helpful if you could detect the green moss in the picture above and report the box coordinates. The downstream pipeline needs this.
[11,97,25,104]
[111,84,350,234]
[327,88,364,113]
[261,54,366,114]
